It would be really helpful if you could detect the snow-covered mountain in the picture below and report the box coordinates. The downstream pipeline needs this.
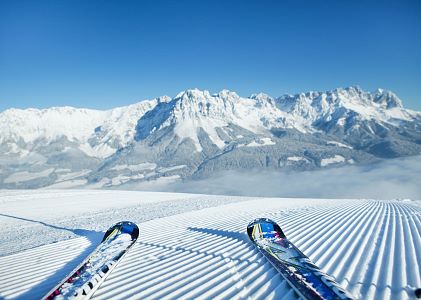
[0,86,420,188]
[0,96,169,159]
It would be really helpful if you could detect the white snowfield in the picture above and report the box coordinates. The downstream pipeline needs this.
[320,155,346,167]
[0,190,420,300]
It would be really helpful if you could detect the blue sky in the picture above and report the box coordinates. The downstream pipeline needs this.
[1,0,420,111]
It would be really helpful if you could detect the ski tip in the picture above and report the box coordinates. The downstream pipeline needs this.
[415,288,421,298]
[247,218,286,243]
[102,221,139,242]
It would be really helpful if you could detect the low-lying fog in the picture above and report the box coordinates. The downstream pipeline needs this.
[134,156,421,200]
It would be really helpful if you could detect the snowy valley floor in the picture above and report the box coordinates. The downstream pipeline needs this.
[0,190,420,300]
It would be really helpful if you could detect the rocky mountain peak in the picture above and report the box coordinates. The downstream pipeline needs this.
[372,89,403,109]
[175,89,211,102]
[249,92,274,103]
[156,95,172,104]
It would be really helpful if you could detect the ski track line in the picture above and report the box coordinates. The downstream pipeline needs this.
[0,198,420,299]
[288,201,367,253]
[330,201,382,279]
[400,203,421,289]
[316,201,378,268]
[346,201,387,297]
[0,237,92,299]
[339,201,385,290]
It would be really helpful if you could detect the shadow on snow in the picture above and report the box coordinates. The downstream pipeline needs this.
[0,213,103,300]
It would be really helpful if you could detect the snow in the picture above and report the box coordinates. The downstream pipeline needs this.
[156,89,299,152]
[320,155,346,167]
[55,168,72,173]
[0,190,420,299]
[55,170,91,182]
[137,175,181,187]
[276,86,420,131]
[0,98,161,159]
[157,165,187,173]
[88,178,112,189]
[3,143,29,157]
[246,138,276,147]
[46,179,88,189]
[1,87,419,164]
[0,107,105,144]
[79,143,116,159]
[110,163,157,172]
[59,232,133,298]
[110,174,145,186]
[337,117,346,126]
[261,137,276,145]
[287,156,308,162]
[246,141,260,147]
[3,168,55,183]
[326,141,353,149]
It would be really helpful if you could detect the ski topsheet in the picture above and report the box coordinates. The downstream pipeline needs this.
[247,218,354,300]
[43,221,139,300]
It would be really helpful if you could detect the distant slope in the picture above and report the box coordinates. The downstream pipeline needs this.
[0,86,420,189]
[0,190,419,299]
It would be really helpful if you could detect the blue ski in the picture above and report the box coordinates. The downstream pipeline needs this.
[43,221,139,300]
[247,218,354,300]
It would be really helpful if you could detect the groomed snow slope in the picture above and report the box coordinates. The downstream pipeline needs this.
[0,190,420,300]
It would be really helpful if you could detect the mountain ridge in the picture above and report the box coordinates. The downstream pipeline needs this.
[0,86,420,189]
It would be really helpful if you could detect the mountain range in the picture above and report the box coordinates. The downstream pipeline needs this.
[0,86,420,189]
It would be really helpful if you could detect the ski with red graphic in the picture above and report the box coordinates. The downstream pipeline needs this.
[43,221,139,300]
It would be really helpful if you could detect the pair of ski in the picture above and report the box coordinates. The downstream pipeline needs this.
[44,219,352,299]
